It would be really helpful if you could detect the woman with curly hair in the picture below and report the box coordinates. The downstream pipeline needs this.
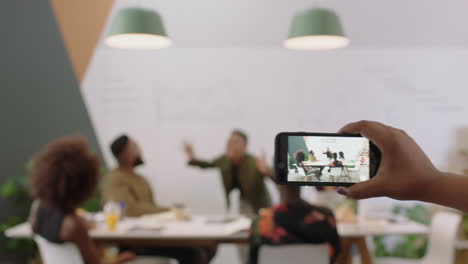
[28,135,134,264]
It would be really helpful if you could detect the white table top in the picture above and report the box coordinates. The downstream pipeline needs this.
[5,215,430,241]
[337,218,429,237]
[6,215,251,240]
[302,161,355,167]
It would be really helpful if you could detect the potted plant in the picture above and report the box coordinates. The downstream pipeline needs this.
[0,161,37,264]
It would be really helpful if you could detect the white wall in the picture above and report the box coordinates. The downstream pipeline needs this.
[82,47,468,263]
[304,136,368,161]
[83,47,468,208]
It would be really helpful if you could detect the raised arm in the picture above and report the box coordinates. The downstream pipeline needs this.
[337,120,468,212]
[255,152,274,179]
[184,142,219,168]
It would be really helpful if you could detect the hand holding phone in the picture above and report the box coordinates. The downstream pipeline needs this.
[274,132,381,186]
[337,121,440,200]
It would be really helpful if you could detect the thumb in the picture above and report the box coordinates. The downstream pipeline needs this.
[337,179,383,200]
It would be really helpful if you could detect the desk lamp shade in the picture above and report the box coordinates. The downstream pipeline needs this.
[105,7,171,50]
[285,7,349,50]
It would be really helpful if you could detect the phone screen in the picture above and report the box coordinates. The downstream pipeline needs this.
[287,135,370,183]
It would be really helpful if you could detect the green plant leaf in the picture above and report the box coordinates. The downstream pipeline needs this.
[0,160,35,255]
[405,205,430,225]
[1,180,18,198]
[374,204,429,259]
[81,194,102,212]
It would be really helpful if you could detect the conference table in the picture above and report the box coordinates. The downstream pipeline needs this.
[6,214,251,248]
[290,160,359,183]
[5,214,429,264]
[301,160,354,167]
[336,219,428,264]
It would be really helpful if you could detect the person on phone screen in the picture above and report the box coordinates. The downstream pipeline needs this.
[338,151,345,161]
[294,150,317,176]
[324,147,333,160]
[336,121,468,213]
[294,150,306,168]
[309,150,318,162]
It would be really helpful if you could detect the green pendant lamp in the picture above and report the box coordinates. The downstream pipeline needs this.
[285,7,349,50]
[105,7,171,50]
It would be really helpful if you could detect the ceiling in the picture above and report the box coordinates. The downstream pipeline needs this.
[107,0,468,48]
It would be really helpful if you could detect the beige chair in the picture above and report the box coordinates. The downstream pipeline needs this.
[258,244,329,264]
[35,235,84,264]
[375,211,462,264]
[128,257,178,264]
[35,235,177,264]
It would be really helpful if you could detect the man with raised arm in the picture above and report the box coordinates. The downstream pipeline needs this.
[184,130,272,214]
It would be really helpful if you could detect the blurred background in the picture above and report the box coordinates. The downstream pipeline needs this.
[3,0,468,263]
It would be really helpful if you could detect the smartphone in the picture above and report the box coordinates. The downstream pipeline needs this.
[274,132,381,186]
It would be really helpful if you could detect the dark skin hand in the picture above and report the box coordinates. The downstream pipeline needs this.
[337,120,468,213]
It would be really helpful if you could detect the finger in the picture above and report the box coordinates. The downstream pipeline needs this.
[338,120,389,150]
[337,177,385,199]
[338,120,385,136]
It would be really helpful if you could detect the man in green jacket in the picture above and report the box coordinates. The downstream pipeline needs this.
[184,130,272,214]
[102,135,169,217]
[102,134,216,264]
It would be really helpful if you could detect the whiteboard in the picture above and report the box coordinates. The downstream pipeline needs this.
[82,47,468,213]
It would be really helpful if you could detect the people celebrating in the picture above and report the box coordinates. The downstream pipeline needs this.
[184,130,272,214]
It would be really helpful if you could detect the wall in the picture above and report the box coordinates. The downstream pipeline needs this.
[0,0,100,219]
[83,47,468,263]
[49,0,114,81]
[83,47,468,210]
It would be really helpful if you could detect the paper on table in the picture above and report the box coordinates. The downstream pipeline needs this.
[159,216,252,237]
[140,211,176,222]
[116,218,164,233]
[107,215,251,236]
[222,216,252,235]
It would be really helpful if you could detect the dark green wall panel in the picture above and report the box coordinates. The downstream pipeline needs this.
[0,0,101,219]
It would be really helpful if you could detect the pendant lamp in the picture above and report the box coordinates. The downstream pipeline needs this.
[285,7,349,50]
[105,7,171,50]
